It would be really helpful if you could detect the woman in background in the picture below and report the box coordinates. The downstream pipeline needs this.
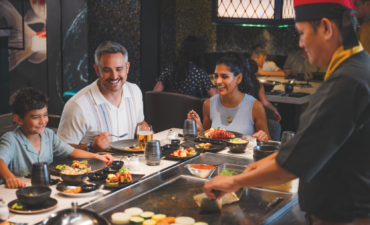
[247,59,282,122]
[188,52,270,142]
[153,36,217,98]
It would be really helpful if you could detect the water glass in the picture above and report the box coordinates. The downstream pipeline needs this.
[183,119,197,140]
[281,131,295,144]
[31,162,50,187]
[145,140,161,166]
[137,125,153,150]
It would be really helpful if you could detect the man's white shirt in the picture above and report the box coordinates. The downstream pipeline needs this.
[262,61,281,72]
[57,80,144,145]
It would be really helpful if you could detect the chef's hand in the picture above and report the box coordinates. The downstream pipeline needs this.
[204,176,241,200]
[92,132,111,152]
[253,130,269,142]
[187,110,202,131]
[6,177,26,189]
[274,110,282,123]
[95,154,114,165]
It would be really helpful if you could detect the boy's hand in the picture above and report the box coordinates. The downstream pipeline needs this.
[6,177,26,189]
[92,132,111,152]
[95,154,114,165]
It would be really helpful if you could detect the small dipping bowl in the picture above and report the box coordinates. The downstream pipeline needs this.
[81,184,97,193]
[88,171,107,181]
[170,139,180,147]
[16,186,51,206]
[102,167,118,176]
[257,141,280,148]
[185,164,217,178]
[111,160,124,170]
[253,145,279,162]
[227,139,249,153]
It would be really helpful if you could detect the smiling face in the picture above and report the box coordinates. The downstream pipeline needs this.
[14,106,48,136]
[94,53,130,93]
[213,64,242,96]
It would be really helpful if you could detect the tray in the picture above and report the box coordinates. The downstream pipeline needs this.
[110,139,144,153]
[197,130,243,140]
[100,175,296,225]
[49,158,107,174]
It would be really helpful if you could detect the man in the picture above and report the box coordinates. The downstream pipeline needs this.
[58,41,148,152]
[251,45,285,77]
[205,0,370,224]
[353,0,370,53]
[284,48,327,80]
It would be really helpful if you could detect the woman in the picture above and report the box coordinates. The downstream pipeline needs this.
[247,59,282,122]
[153,36,217,98]
[188,52,270,142]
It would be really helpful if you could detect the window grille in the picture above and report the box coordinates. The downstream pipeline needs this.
[282,0,294,19]
[217,0,275,19]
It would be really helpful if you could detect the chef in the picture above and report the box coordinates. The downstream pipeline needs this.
[204,0,370,224]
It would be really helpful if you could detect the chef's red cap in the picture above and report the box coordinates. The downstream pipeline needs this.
[294,0,358,49]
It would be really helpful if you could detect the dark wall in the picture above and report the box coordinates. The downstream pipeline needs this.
[0,37,9,114]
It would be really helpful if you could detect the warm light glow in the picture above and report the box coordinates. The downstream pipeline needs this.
[218,0,275,19]
[212,22,294,28]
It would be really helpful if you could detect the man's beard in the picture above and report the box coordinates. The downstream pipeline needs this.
[99,74,124,93]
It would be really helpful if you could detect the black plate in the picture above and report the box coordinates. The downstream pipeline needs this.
[110,139,144,153]
[197,130,243,140]
[183,139,226,153]
[8,198,57,214]
[49,158,107,174]
[164,150,199,161]
[89,174,145,190]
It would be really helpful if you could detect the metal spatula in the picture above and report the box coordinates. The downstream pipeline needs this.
[193,190,222,213]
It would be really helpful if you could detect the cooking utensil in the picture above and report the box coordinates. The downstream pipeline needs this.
[31,162,50,187]
[185,164,216,178]
[42,202,110,225]
[193,192,240,208]
[16,186,51,206]
[94,133,127,138]
[198,190,222,213]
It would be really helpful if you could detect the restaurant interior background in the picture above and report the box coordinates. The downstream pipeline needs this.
[0,0,300,120]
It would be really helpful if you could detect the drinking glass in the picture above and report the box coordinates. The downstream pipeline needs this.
[137,125,153,150]
[31,162,50,187]
[145,140,161,166]
[183,119,197,140]
[281,131,295,144]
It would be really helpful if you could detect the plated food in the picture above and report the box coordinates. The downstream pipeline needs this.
[56,183,103,197]
[190,164,216,170]
[204,128,235,139]
[121,144,143,151]
[61,167,90,175]
[195,143,212,149]
[170,147,196,158]
[64,186,82,194]
[219,169,240,176]
[228,138,248,143]
[106,167,133,187]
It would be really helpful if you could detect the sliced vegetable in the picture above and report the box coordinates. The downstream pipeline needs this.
[125,207,144,216]
[161,217,175,223]
[194,223,208,225]
[157,222,169,225]
[219,170,239,176]
[175,217,195,225]
[143,220,157,225]
[111,212,131,224]
[130,216,145,224]
[11,202,23,209]
[152,214,166,221]
[29,193,33,196]
[140,211,155,219]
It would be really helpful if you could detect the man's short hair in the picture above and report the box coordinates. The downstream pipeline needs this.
[308,18,342,34]
[9,87,48,118]
[360,0,370,3]
[94,41,129,65]
[251,45,267,57]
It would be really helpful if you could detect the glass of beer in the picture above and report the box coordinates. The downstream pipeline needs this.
[137,125,153,150]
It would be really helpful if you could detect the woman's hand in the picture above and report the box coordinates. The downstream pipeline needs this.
[187,110,203,131]
[274,111,281,123]
[6,177,26,189]
[253,130,269,142]
[95,154,114,165]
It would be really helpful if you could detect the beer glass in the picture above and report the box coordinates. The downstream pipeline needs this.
[137,125,153,150]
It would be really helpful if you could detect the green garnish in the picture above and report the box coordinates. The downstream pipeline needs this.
[129,144,137,149]
[55,164,68,170]
[12,202,23,209]
[220,170,240,176]
[29,193,33,196]
[119,167,128,173]
[216,127,220,130]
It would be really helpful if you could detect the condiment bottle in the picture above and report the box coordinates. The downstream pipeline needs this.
[127,154,140,172]
[166,129,177,140]
[0,198,9,220]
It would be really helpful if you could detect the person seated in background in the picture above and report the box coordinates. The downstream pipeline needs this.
[251,45,285,77]
[284,48,327,79]
[188,52,270,142]
[247,59,281,123]
[0,88,113,189]
[353,0,370,54]
[58,41,148,152]
[153,36,217,98]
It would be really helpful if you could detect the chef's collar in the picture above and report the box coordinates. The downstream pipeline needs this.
[294,0,359,50]
[364,14,370,23]
[90,80,131,109]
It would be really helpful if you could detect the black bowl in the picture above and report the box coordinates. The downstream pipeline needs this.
[88,171,108,181]
[257,142,280,148]
[102,167,119,176]
[263,84,275,92]
[16,186,51,206]
[227,140,249,153]
[61,173,87,185]
[170,139,180,147]
[81,184,97,192]
[111,160,124,170]
[253,145,278,159]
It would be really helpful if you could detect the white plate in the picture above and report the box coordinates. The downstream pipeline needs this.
[56,182,104,197]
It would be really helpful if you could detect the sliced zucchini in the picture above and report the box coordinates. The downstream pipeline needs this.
[143,219,157,225]
[194,223,209,225]
[140,211,155,219]
[111,212,132,224]
[152,214,166,221]
[130,216,145,224]
[175,217,195,225]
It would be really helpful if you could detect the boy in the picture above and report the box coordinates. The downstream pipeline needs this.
[0,88,114,189]
[251,45,285,77]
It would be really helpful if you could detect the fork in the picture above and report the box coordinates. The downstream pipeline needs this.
[94,133,128,138]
